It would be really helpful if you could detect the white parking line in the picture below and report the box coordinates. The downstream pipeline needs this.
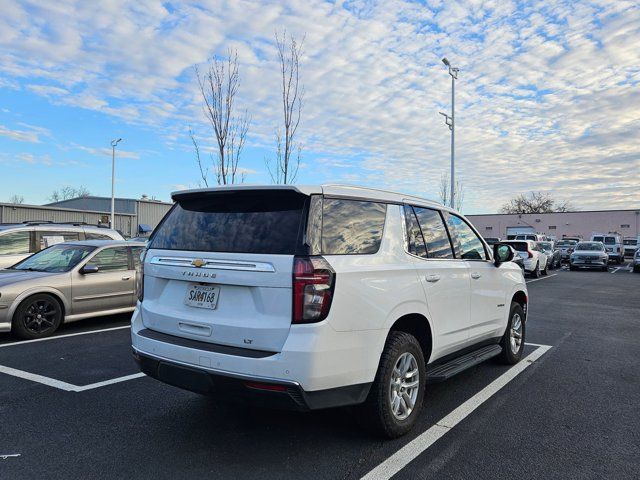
[526,273,557,284]
[610,267,622,274]
[361,344,552,480]
[0,364,144,392]
[0,325,130,349]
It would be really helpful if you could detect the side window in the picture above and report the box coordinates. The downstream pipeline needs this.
[38,231,80,250]
[89,247,130,272]
[130,246,145,269]
[0,231,31,255]
[321,199,387,255]
[444,213,487,260]
[85,232,113,240]
[403,205,427,258]
[413,207,454,259]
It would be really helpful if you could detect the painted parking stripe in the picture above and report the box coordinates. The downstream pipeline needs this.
[361,344,552,480]
[0,363,144,392]
[526,273,557,284]
[0,325,130,349]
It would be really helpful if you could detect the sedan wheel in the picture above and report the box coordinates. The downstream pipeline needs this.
[12,294,63,339]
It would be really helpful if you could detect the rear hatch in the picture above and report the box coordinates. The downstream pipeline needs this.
[507,242,529,260]
[141,188,311,353]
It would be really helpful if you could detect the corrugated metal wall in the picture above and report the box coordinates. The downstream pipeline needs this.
[0,204,137,237]
[0,200,173,237]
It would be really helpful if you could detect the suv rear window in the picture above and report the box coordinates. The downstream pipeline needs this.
[604,237,616,244]
[150,191,306,254]
[506,241,528,252]
[321,199,386,255]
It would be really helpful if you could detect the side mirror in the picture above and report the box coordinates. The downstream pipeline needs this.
[494,243,514,266]
[81,264,99,274]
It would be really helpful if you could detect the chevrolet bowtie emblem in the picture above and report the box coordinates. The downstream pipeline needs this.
[191,258,206,268]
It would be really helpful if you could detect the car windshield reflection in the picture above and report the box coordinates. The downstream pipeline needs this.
[11,244,96,273]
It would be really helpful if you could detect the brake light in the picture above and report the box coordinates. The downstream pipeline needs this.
[136,249,147,302]
[527,250,533,258]
[293,256,335,323]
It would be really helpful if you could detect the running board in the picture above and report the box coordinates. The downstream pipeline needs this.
[426,344,503,383]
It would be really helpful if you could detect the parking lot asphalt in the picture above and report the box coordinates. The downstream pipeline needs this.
[1,264,639,479]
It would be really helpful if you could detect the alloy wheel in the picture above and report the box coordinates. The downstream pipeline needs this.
[23,299,59,335]
[510,313,523,355]
[389,352,420,420]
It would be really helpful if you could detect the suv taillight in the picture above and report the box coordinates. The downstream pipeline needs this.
[293,256,335,324]
[527,250,534,258]
[136,249,147,302]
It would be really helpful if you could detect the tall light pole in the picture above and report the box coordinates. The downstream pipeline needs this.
[439,57,458,209]
[110,138,122,229]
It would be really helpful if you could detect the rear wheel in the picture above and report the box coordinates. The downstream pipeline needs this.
[12,294,63,339]
[542,262,548,276]
[531,262,540,278]
[358,331,425,438]
[498,302,526,365]
[633,266,640,273]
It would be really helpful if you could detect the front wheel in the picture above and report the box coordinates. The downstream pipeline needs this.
[358,331,426,438]
[12,294,63,339]
[498,302,526,365]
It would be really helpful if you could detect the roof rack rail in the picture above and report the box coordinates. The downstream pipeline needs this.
[21,220,55,225]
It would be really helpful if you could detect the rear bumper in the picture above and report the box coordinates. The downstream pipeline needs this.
[133,349,370,410]
[130,306,383,399]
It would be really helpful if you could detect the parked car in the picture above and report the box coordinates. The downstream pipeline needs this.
[504,240,548,277]
[0,240,145,339]
[623,237,638,257]
[633,249,640,273]
[591,233,623,264]
[131,185,528,438]
[508,246,525,270]
[556,239,578,262]
[127,236,149,243]
[537,241,561,269]
[569,241,609,271]
[0,221,124,269]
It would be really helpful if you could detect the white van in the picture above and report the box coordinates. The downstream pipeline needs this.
[131,185,528,438]
[591,233,623,264]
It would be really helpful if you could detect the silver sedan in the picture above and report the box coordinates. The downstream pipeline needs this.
[569,242,609,271]
[0,240,146,339]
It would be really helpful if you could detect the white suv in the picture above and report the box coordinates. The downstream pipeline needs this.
[504,240,548,277]
[131,185,528,438]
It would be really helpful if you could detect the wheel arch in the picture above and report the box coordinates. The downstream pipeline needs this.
[511,290,528,320]
[387,313,433,364]
[9,288,68,324]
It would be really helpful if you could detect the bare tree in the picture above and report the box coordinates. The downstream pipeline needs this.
[499,192,574,214]
[267,30,304,184]
[8,194,24,204]
[194,50,249,185]
[49,186,90,202]
[438,172,464,210]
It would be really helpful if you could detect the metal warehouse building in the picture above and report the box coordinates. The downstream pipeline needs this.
[466,209,640,240]
[0,196,173,238]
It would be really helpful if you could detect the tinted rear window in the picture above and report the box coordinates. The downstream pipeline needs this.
[506,242,528,252]
[150,191,306,254]
[321,199,386,255]
[604,237,616,245]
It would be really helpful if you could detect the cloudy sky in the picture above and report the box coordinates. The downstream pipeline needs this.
[0,0,638,213]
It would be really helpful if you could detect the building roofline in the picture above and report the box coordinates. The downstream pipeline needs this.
[467,208,640,216]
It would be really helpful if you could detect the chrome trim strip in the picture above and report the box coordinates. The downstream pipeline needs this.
[149,256,276,272]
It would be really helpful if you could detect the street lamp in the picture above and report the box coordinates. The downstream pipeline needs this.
[110,138,122,229]
[439,57,459,209]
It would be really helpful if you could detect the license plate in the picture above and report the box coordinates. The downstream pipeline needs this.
[184,284,220,310]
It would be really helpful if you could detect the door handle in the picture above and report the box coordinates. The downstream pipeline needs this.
[425,274,440,283]
[122,276,132,281]
[471,272,482,279]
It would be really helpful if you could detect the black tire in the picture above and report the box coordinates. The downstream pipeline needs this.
[569,265,576,271]
[634,266,640,273]
[542,262,548,276]
[531,262,540,278]
[12,294,63,339]
[498,302,526,365]
[602,266,608,272]
[357,331,426,438]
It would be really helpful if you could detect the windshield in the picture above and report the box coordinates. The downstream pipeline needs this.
[603,237,616,245]
[539,242,553,250]
[623,239,637,245]
[11,244,95,272]
[575,243,603,251]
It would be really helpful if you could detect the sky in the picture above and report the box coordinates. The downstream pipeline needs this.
[0,0,639,214]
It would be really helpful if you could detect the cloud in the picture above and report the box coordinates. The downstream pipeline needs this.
[0,124,42,143]
[0,0,639,211]
[72,143,140,160]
